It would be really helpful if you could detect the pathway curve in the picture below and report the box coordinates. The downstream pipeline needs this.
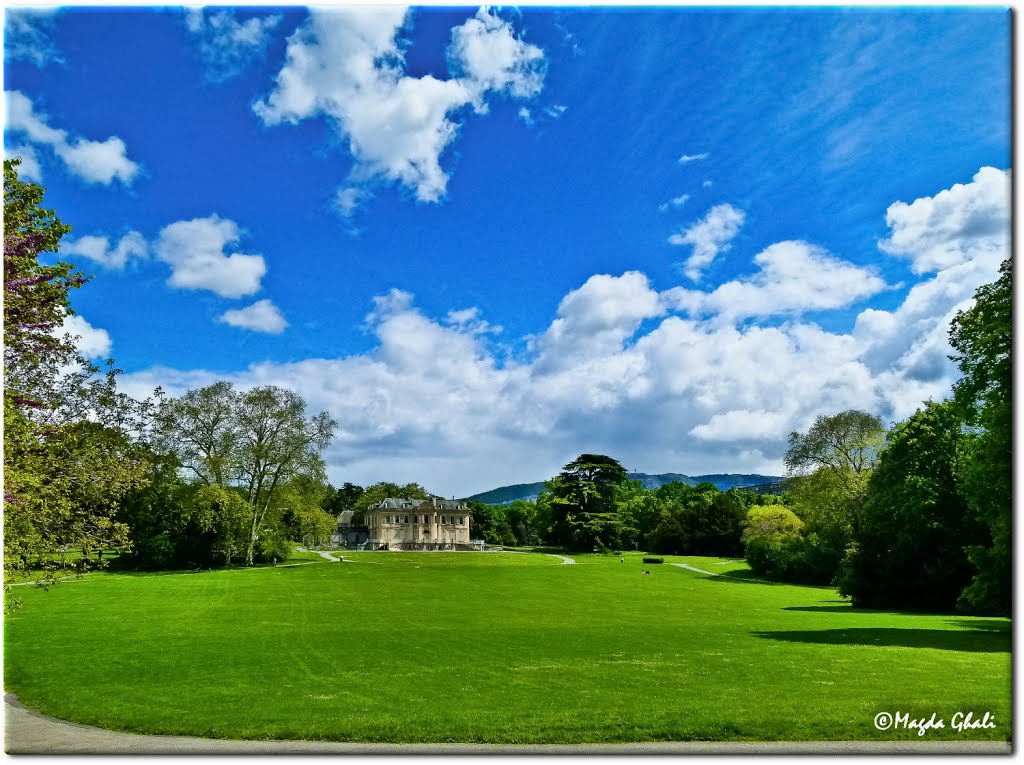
[670,562,719,576]
[3,694,1007,755]
[306,550,341,562]
[502,549,576,565]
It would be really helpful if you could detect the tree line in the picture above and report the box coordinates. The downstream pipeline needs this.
[4,158,1009,617]
[3,159,339,601]
[458,258,1010,616]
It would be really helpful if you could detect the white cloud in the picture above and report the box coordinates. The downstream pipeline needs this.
[702,180,712,189]
[56,137,139,186]
[61,231,148,270]
[335,186,369,218]
[665,241,888,321]
[119,169,1008,498]
[669,203,745,281]
[255,7,545,209]
[448,7,545,107]
[57,314,111,360]
[6,145,42,181]
[4,90,140,186]
[186,9,282,82]
[658,193,689,212]
[533,271,665,371]
[678,152,709,163]
[4,9,61,66]
[879,166,1010,273]
[153,216,266,298]
[218,299,288,334]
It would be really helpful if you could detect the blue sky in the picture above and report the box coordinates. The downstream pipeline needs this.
[4,6,1011,496]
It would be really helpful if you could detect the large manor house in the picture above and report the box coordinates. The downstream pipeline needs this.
[336,497,478,551]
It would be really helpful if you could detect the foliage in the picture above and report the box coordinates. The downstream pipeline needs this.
[543,454,628,551]
[120,464,256,569]
[766,410,886,586]
[838,401,989,612]
[644,482,746,557]
[3,158,78,379]
[3,159,151,599]
[322,482,365,519]
[278,475,335,547]
[257,538,292,564]
[785,409,885,484]
[949,258,1011,615]
[157,383,336,565]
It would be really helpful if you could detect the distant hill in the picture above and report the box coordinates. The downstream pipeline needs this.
[465,472,784,505]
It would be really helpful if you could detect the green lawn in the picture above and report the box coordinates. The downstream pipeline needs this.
[4,551,1010,743]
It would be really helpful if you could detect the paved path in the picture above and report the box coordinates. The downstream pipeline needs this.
[500,550,577,565]
[671,562,720,576]
[3,695,1008,755]
[547,553,576,565]
[305,549,341,562]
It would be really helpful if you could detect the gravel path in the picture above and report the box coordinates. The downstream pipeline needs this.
[3,694,1008,755]
[670,562,720,576]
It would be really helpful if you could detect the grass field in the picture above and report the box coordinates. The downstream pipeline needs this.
[3,551,1010,743]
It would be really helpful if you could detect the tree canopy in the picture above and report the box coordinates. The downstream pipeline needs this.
[3,159,147,596]
[838,401,987,611]
[950,257,1011,615]
[157,382,336,565]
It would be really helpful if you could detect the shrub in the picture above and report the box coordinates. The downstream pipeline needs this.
[642,557,664,564]
[256,538,291,564]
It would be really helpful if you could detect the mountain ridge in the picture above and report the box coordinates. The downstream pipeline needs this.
[465,472,785,505]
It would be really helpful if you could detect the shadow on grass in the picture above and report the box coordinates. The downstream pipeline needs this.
[704,569,836,590]
[782,605,862,613]
[945,618,1011,633]
[751,627,1010,653]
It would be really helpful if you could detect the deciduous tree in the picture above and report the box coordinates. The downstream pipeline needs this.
[950,258,1011,615]
[838,401,987,612]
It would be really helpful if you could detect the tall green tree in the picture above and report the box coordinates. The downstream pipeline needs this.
[155,381,238,486]
[950,258,1011,615]
[322,482,365,519]
[838,401,988,612]
[158,383,336,565]
[544,454,627,551]
[782,410,886,582]
[278,475,335,546]
[3,158,149,595]
[785,409,885,495]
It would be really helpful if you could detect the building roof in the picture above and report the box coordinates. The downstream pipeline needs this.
[371,497,466,511]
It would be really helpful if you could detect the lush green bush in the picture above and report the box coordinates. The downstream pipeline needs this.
[257,539,292,564]
[642,557,664,564]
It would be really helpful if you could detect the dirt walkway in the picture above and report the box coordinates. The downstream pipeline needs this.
[3,694,1007,755]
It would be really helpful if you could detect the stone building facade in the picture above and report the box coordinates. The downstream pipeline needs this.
[365,497,474,550]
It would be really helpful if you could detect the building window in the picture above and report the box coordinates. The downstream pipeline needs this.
[404,515,409,524]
